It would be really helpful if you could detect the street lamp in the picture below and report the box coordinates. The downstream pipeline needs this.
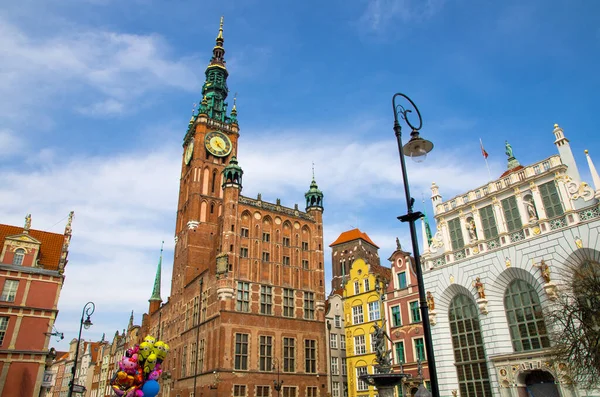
[391,93,439,397]
[272,357,284,397]
[68,301,95,397]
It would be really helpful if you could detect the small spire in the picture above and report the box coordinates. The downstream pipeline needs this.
[312,162,315,180]
[231,93,237,113]
[24,214,31,234]
[217,16,224,41]
[128,310,134,330]
[584,150,600,198]
[149,242,164,302]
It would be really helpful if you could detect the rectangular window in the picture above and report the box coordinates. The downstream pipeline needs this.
[304,339,316,373]
[334,315,341,328]
[1,317,10,344]
[354,281,360,295]
[391,306,401,327]
[259,335,273,371]
[448,217,465,250]
[181,345,187,377]
[1,280,19,302]
[256,386,270,397]
[201,290,208,322]
[260,285,272,315]
[283,288,294,317]
[306,386,318,397]
[340,336,346,350]
[302,259,309,269]
[364,279,370,291]
[397,271,407,289]
[357,366,368,391]
[341,357,347,375]
[352,305,364,324]
[234,333,249,370]
[192,296,199,326]
[283,237,290,247]
[283,337,295,372]
[409,301,421,323]
[282,387,296,397]
[330,333,337,349]
[198,339,205,373]
[283,256,290,266]
[236,282,250,312]
[262,251,270,262]
[301,242,309,250]
[502,196,523,232]
[368,301,380,321]
[262,232,270,242]
[241,228,249,238]
[240,247,248,258]
[354,335,366,355]
[332,382,340,397]
[331,357,339,375]
[479,205,498,239]
[304,292,315,320]
[233,385,246,397]
[414,338,426,361]
[190,343,197,376]
[540,181,564,218]
[395,341,405,364]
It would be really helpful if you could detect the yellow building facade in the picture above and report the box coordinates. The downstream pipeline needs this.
[343,258,391,397]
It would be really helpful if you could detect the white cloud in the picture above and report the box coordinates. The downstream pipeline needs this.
[0,129,23,156]
[360,0,446,32]
[0,17,202,122]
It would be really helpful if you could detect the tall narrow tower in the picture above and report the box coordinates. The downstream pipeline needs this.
[140,17,327,397]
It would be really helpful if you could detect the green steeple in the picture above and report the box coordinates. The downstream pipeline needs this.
[421,212,433,245]
[199,16,233,123]
[149,242,163,302]
[305,168,324,211]
[222,156,243,188]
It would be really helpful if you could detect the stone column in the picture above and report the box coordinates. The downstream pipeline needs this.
[514,188,530,227]
[555,175,573,212]
[529,182,547,220]
[492,197,507,234]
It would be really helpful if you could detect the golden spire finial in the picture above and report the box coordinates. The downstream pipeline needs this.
[585,149,589,154]
[554,123,559,129]
[217,16,224,40]
[232,92,237,111]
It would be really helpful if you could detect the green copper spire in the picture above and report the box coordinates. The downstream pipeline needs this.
[421,212,433,245]
[222,156,243,188]
[149,242,163,302]
[305,165,324,211]
[200,16,231,123]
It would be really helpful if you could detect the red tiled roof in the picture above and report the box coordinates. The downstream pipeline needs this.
[370,262,391,282]
[0,224,64,271]
[329,228,379,248]
[500,165,525,178]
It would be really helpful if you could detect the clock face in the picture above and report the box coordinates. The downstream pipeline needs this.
[204,131,232,157]
[184,141,194,165]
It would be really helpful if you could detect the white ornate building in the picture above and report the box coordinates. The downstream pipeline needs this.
[421,124,600,397]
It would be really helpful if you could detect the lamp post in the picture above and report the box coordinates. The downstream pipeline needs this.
[391,93,439,397]
[68,301,95,397]
[272,357,284,397]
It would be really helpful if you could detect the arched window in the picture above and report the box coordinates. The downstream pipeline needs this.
[449,294,493,397]
[12,248,25,266]
[504,279,549,352]
[211,170,217,193]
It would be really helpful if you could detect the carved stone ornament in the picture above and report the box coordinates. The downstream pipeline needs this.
[187,220,200,230]
[565,176,595,201]
[429,231,444,253]
[477,298,489,315]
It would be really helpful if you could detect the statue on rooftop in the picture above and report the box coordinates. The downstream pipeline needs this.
[505,141,514,158]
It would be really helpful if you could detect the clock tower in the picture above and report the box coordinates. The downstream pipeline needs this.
[173,16,239,295]
[142,17,327,397]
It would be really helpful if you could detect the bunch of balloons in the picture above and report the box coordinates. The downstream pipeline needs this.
[110,335,170,397]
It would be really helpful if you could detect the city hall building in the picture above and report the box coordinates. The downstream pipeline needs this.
[421,125,600,397]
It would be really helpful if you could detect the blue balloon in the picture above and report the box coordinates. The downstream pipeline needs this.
[141,380,160,397]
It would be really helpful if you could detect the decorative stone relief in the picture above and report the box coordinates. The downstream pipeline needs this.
[565,176,595,201]
[575,236,583,249]
[427,291,437,325]
[429,231,444,253]
[466,218,477,243]
[187,220,200,230]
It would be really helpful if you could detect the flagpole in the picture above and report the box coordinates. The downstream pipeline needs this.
[480,138,492,181]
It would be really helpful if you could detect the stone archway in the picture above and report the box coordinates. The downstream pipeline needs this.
[518,370,560,397]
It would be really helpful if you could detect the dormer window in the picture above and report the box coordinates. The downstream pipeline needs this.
[12,249,25,266]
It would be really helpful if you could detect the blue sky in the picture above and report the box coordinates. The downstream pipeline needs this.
[1,0,599,350]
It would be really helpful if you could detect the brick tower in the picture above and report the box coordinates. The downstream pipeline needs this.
[141,17,328,397]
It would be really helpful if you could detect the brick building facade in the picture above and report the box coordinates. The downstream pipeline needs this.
[0,213,73,396]
[139,18,327,397]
